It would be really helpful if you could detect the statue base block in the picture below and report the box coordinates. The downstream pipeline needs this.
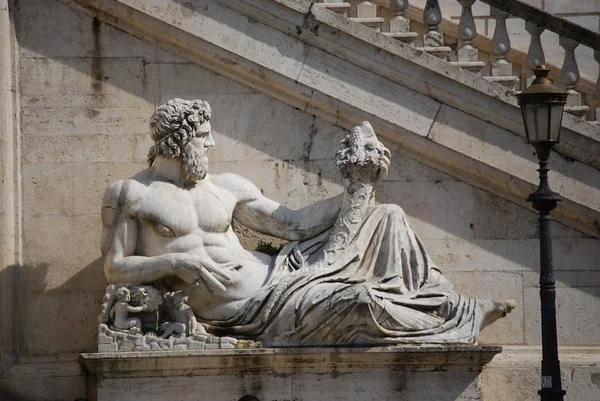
[80,345,501,401]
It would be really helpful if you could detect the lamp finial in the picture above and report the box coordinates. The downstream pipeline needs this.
[532,65,552,85]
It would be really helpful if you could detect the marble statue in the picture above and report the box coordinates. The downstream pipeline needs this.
[160,291,206,338]
[100,98,515,347]
[109,287,148,334]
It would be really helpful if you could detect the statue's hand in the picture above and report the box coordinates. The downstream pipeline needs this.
[174,253,235,292]
[375,151,390,187]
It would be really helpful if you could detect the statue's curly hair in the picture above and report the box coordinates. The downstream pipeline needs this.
[147,98,212,166]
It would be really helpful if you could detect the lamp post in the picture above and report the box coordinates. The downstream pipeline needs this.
[517,65,568,401]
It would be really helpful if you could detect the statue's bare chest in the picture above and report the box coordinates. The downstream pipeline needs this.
[137,181,234,236]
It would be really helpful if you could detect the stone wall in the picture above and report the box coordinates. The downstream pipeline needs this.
[0,0,598,400]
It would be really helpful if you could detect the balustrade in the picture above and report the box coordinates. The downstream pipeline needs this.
[316,0,600,123]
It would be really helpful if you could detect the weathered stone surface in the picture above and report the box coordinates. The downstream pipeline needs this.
[524,286,600,345]
[444,271,524,345]
[145,62,257,97]
[482,346,600,401]
[296,47,441,137]
[81,346,500,401]
[22,291,102,354]
[377,180,475,240]
[20,57,146,96]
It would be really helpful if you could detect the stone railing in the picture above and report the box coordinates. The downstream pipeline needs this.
[317,0,600,123]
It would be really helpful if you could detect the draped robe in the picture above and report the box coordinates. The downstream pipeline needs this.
[205,204,485,346]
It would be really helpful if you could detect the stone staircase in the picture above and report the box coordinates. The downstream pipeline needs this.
[62,0,600,239]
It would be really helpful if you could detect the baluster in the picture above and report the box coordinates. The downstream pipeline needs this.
[560,36,589,118]
[350,1,384,32]
[594,50,600,124]
[423,0,442,47]
[522,22,546,91]
[491,8,510,75]
[485,7,519,89]
[452,0,484,74]
[457,0,477,61]
[560,37,580,92]
[422,0,451,60]
[485,7,519,88]
[525,21,545,69]
[385,0,418,44]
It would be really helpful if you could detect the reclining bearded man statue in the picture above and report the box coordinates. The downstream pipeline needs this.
[100,98,515,346]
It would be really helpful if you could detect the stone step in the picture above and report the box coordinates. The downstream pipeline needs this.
[416,46,452,60]
[451,61,486,74]
[484,75,520,89]
[320,2,351,17]
[348,17,385,32]
[382,31,419,44]
[565,105,590,118]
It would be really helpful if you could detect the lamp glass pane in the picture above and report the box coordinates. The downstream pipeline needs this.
[523,103,550,142]
[549,104,564,142]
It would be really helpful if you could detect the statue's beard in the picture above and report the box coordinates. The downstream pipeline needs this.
[180,144,208,182]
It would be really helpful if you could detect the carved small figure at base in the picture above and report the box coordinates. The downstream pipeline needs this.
[110,287,148,334]
[160,291,207,338]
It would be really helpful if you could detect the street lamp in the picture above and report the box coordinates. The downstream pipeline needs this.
[517,65,568,401]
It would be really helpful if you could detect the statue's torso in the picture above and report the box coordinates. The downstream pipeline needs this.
[128,172,273,320]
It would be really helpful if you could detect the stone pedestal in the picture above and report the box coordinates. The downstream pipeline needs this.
[80,345,501,401]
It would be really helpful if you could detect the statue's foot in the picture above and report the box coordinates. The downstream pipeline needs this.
[480,299,517,331]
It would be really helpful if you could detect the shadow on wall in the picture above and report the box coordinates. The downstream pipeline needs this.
[0,258,106,356]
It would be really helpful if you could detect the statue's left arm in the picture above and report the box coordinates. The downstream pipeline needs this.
[224,174,344,241]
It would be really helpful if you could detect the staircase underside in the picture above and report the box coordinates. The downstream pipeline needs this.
[62,0,600,238]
